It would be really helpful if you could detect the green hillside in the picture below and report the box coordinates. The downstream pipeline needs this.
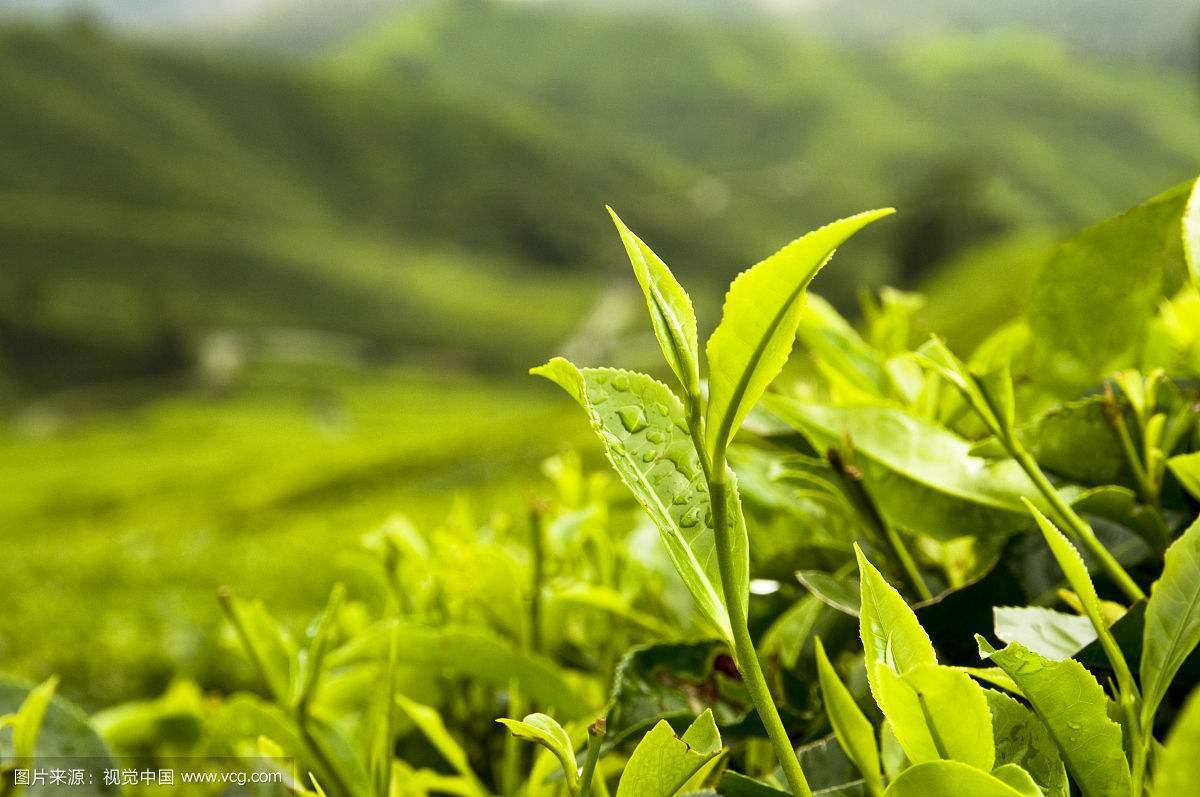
[334,2,1200,250]
[2,4,1199,398]
[0,22,712,394]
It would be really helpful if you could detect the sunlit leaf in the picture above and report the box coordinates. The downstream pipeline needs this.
[814,638,882,796]
[533,358,746,641]
[855,545,937,699]
[873,663,993,769]
[977,637,1131,797]
[497,712,577,793]
[771,401,1042,541]
[705,209,893,461]
[1141,516,1200,727]
[881,760,1030,797]
[1154,684,1200,796]
[985,688,1068,797]
[1183,176,1200,289]
[608,207,700,397]
[328,622,581,716]
[1167,452,1200,501]
[616,712,722,797]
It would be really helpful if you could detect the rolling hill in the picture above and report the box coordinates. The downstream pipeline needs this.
[1,3,1198,397]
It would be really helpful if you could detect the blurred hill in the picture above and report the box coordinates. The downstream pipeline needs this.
[1,1,1198,398]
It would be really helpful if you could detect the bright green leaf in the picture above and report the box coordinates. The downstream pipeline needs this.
[986,688,1068,797]
[798,571,860,617]
[1167,452,1200,501]
[1183,176,1200,289]
[855,545,937,699]
[874,663,994,770]
[218,591,296,704]
[1025,502,1130,684]
[977,637,1131,797]
[1154,684,1200,796]
[328,622,581,716]
[882,760,1029,797]
[797,293,891,398]
[814,638,883,796]
[616,713,722,797]
[608,207,700,398]
[704,208,893,461]
[532,358,746,641]
[497,712,578,792]
[1141,516,1200,727]
[988,764,1043,797]
[916,336,1012,438]
[399,695,488,795]
[771,401,1042,541]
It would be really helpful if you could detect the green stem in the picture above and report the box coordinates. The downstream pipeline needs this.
[1008,440,1145,602]
[298,708,353,797]
[579,720,605,796]
[1107,398,1158,509]
[710,474,813,797]
[1132,727,1152,797]
[529,502,547,656]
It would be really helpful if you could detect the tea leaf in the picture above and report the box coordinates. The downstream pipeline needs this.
[881,760,1031,797]
[1028,180,1193,391]
[1141,516,1200,727]
[532,358,747,640]
[814,638,883,796]
[856,545,937,699]
[1026,503,1130,683]
[774,401,1040,541]
[993,605,1097,660]
[328,622,581,715]
[219,591,296,704]
[608,207,700,398]
[989,765,1044,797]
[1154,685,1200,796]
[917,337,1012,437]
[1184,177,1200,289]
[3,676,58,762]
[977,637,1131,797]
[797,293,891,398]
[716,772,791,796]
[1167,452,1200,501]
[874,663,994,770]
[985,688,1068,797]
[498,712,578,793]
[798,571,861,617]
[616,712,722,797]
[705,208,893,461]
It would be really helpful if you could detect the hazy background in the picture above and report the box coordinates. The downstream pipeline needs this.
[1,0,1198,707]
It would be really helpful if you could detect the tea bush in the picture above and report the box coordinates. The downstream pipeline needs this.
[3,176,1200,796]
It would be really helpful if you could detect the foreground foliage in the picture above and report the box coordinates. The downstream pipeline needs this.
[4,176,1200,795]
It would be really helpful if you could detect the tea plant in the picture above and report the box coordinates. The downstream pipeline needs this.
[4,177,1200,796]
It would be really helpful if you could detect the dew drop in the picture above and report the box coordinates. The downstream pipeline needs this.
[680,508,702,527]
[618,406,648,433]
[646,430,666,444]
[613,374,630,390]
[642,450,657,463]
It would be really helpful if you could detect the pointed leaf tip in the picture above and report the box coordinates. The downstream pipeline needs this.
[705,208,894,462]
